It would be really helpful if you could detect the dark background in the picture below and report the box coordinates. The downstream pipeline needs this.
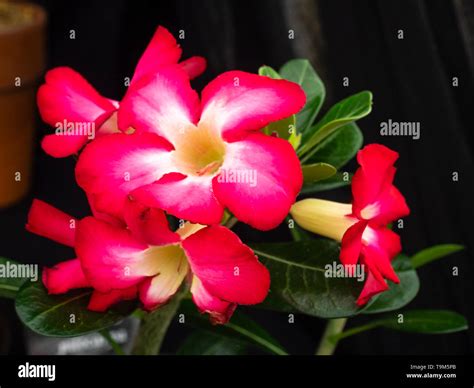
[0,0,473,355]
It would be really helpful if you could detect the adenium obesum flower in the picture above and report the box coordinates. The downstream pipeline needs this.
[37,26,206,158]
[290,144,410,305]
[75,66,306,230]
[26,199,270,324]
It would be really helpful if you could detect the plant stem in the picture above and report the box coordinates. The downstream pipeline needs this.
[132,286,187,355]
[315,318,347,355]
[99,329,125,355]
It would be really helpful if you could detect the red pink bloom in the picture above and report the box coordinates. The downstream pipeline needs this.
[290,144,410,305]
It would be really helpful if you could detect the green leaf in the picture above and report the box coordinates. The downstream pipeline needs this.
[177,330,247,355]
[15,281,135,337]
[263,115,296,140]
[302,163,337,184]
[381,310,468,334]
[299,91,372,162]
[411,244,464,269]
[279,59,325,134]
[333,310,468,341]
[362,255,420,314]
[258,65,281,79]
[299,172,352,195]
[0,257,31,298]
[251,240,363,319]
[305,123,363,168]
[178,300,287,355]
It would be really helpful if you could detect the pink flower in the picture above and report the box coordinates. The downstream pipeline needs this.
[37,26,206,158]
[26,199,270,324]
[75,68,306,230]
[290,144,410,305]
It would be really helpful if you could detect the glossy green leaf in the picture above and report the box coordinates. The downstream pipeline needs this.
[178,300,287,355]
[299,91,372,162]
[177,330,247,355]
[263,115,296,140]
[302,163,337,184]
[362,255,419,314]
[279,59,325,133]
[299,172,352,195]
[258,65,281,79]
[411,244,464,269]
[15,281,136,337]
[0,257,31,299]
[251,240,363,318]
[305,123,363,168]
[381,310,468,334]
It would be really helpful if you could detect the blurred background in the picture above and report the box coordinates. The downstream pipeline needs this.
[0,0,473,355]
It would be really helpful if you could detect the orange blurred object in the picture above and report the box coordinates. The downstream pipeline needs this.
[0,2,46,207]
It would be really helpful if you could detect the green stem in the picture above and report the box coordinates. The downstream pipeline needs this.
[331,321,381,342]
[99,329,125,355]
[315,318,347,355]
[132,286,187,355]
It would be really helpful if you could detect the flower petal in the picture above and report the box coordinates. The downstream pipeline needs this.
[138,246,189,311]
[132,173,224,225]
[26,199,77,247]
[179,56,207,80]
[131,26,182,83]
[76,132,175,220]
[356,269,388,306]
[88,286,138,312]
[340,220,367,266]
[200,71,306,142]
[352,144,401,219]
[42,259,90,294]
[190,275,236,324]
[76,217,155,292]
[124,199,181,246]
[37,67,117,157]
[212,133,303,230]
[182,225,270,305]
[118,66,201,143]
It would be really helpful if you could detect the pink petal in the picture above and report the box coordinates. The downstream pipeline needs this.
[370,184,410,226]
[182,225,270,305]
[179,56,207,80]
[88,286,138,312]
[42,259,90,294]
[26,199,77,247]
[41,134,90,158]
[132,172,224,225]
[191,275,237,324]
[340,220,367,266]
[212,133,303,230]
[356,269,388,306]
[124,199,181,246]
[75,132,175,220]
[352,144,402,218]
[37,67,117,157]
[118,66,201,143]
[131,26,182,83]
[75,217,153,292]
[200,71,306,142]
[361,227,400,284]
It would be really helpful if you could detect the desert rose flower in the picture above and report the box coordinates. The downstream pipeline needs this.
[26,199,270,323]
[290,144,410,305]
[76,68,306,230]
[26,199,137,311]
[37,26,206,158]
